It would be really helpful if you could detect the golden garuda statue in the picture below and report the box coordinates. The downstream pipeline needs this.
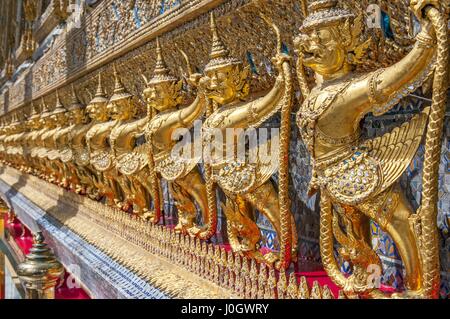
[66,85,100,199]
[56,86,88,194]
[2,114,15,166]
[294,0,448,298]
[0,118,13,165]
[0,118,7,163]
[201,13,298,270]
[20,103,40,175]
[4,112,26,171]
[143,38,213,235]
[1,117,16,166]
[109,65,162,221]
[49,91,72,188]
[18,112,34,173]
[22,103,42,176]
[85,74,124,207]
[31,98,56,181]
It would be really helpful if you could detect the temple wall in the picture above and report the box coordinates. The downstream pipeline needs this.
[0,0,449,298]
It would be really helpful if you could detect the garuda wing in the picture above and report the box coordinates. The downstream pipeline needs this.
[369,107,429,193]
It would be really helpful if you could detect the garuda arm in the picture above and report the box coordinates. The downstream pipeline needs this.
[149,94,206,149]
[215,55,291,130]
[331,23,436,125]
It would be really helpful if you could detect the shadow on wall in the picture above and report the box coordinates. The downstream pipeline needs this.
[0,166,30,210]
[64,5,88,80]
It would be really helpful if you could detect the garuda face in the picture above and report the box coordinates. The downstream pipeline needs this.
[107,98,135,121]
[296,26,348,77]
[201,64,249,106]
[143,80,182,112]
[69,108,88,125]
[86,102,108,122]
[50,111,68,127]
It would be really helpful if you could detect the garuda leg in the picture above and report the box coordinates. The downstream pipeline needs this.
[244,180,297,265]
[171,168,209,237]
[170,180,197,234]
[221,192,262,260]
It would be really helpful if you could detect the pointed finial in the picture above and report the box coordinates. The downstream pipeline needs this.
[29,100,40,120]
[34,231,45,244]
[258,262,267,286]
[249,259,258,299]
[277,271,287,299]
[69,84,85,110]
[310,280,322,299]
[17,231,65,298]
[52,89,67,115]
[41,97,52,118]
[95,72,106,97]
[233,253,241,273]
[149,38,177,85]
[266,268,277,299]
[112,63,121,92]
[209,12,228,60]
[154,38,167,75]
[89,72,108,105]
[109,64,132,103]
[204,12,241,72]
[268,267,277,289]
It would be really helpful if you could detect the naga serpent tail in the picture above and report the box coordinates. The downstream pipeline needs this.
[418,6,448,299]
[199,98,218,240]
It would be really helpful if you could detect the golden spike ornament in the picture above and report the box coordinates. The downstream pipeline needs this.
[322,285,334,299]
[298,276,310,299]
[249,259,259,299]
[257,263,267,299]
[294,0,448,298]
[310,280,322,299]
[286,273,299,299]
[277,270,287,299]
[267,267,277,299]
